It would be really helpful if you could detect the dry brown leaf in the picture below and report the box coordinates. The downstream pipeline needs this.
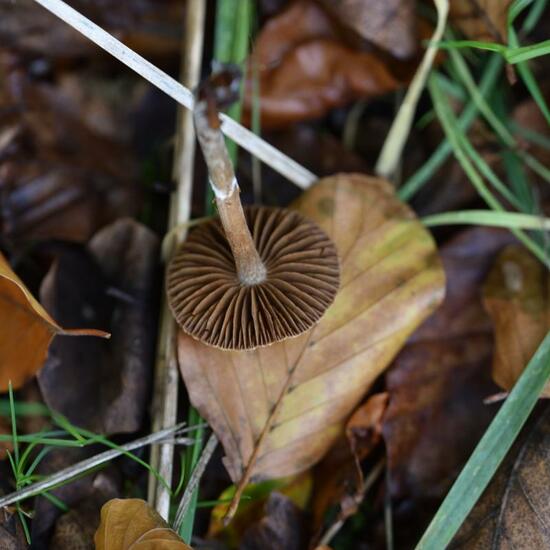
[0,416,12,461]
[319,0,417,58]
[450,0,513,43]
[208,473,312,548]
[240,492,307,550]
[0,252,108,391]
[0,508,27,550]
[0,0,185,59]
[0,61,140,247]
[382,228,513,503]
[513,92,550,178]
[94,499,191,550]
[177,174,445,515]
[245,0,401,128]
[451,405,550,548]
[483,245,550,397]
[37,219,159,434]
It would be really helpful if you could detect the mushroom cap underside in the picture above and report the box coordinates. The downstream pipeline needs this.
[167,206,340,351]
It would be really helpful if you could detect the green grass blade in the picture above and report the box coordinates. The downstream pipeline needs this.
[8,383,20,466]
[422,209,550,230]
[520,0,548,33]
[75,427,171,493]
[17,504,31,544]
[178,407,205,543]
[416,330,550,549]
[52,412,88,444]
[508,0,535,23]
[206,0,253,210]
[399,54,503,201]
[508,27,550,126]
[0,435,85,447]
[0,400,49,417]
[436,40,506,54]
[511,121,550,149]
[436,39,550,65]
[505,40,550,63]
[428,73,548,265]
[447,46,513,145]
[41,491,68,512]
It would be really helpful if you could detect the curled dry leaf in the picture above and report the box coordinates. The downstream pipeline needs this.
[0,252,108,391]
[178,174,445,516]
[451,406,550,548]
[483,245,550,397]
[450,0,513,43]
[245,0,401,128]
[319,0,417,58]
[94,499,192,550]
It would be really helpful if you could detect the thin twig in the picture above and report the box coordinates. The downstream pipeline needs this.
[375,0,449,179]
[0,424,194,510]
[172,432,218,532]
[148,0,206,520]
[318,458,386,547]
[384,464,394,550]
[31,0,317,190]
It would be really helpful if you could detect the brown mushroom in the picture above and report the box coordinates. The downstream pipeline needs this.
[166,69,340,350]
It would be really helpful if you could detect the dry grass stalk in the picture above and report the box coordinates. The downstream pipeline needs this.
[147,0,206,520]
[32,0,317,189]
[375,0,449,179]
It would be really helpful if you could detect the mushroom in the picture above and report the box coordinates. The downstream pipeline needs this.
[166,69,340,350]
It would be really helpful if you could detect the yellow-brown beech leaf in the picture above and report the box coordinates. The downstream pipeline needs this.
[177,174,445,514]
[94,499,192,550]
[450,0,513,44]
[451,406,550,548]
[0,251,108,391]
[483,245,550,397]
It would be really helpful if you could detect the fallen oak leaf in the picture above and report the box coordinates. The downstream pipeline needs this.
[450,0,513,44]
[0,251,108,391]
[483,245,550,397]
[177,173,445,521]
[94,499,191,550]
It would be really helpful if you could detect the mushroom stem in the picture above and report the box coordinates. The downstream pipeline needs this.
[193,98,267,286]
